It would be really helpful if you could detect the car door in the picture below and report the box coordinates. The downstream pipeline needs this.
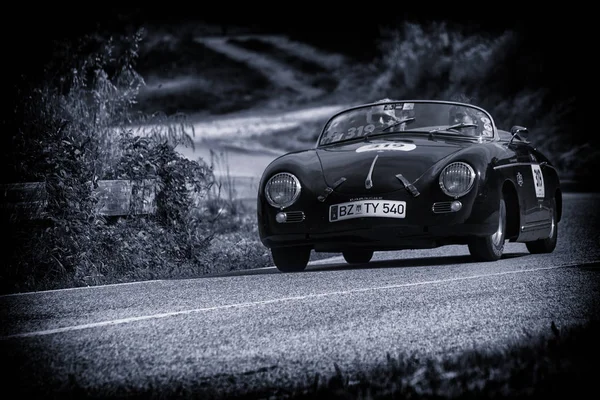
[506,140,543,230]
[524,150,548,224]
[529,147,555,223]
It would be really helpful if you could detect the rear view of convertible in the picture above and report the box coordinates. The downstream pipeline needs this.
[257,99,561,272]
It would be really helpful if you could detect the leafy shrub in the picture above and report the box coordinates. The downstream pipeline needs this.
[0,27,250,294]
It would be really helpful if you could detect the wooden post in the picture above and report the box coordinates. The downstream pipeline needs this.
[0,182,47,221]
[0,179,157,220]
[95,180,156,216]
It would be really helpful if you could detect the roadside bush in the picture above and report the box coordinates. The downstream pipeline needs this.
[0,27,265,294]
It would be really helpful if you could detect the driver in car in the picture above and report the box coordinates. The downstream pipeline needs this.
[367,101,415,132]
[367,105,399,127]
[448,106,478,136]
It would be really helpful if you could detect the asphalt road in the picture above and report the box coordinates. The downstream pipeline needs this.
[1,192,599,397]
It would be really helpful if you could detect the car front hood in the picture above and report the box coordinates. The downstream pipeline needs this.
[315,136,470,194]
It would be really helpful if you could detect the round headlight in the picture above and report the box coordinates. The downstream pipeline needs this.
[439,162,475,198]
[265,172,301,209]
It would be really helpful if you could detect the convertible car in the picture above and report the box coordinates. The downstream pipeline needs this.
[257,99,561,272]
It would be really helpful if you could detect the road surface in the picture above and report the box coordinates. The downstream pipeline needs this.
[1,192,598,397]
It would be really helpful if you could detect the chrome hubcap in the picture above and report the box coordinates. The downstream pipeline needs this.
[492,201,506,246]
[548,212,555,239]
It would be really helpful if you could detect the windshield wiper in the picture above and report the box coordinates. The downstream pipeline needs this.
[429,122,477,134]
[381,117,416,132]
[365,117,416,141]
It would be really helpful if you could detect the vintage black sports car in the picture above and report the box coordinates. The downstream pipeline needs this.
[257,99,561,272]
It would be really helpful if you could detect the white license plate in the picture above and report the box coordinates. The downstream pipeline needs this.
[329,200,406,222]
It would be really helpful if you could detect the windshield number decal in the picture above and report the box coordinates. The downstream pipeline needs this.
[321,124,375,144]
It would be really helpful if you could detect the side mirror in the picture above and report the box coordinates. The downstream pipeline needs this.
[510,125,529,135]
[509,125,529,145]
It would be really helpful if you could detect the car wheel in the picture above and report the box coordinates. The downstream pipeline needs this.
[468,196,506,261]
[526,198,558,254]
[342,249,374,264]
[271,247,310,272]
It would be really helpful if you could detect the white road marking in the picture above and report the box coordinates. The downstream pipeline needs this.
[257,256,341,270]
[1,264,578,340]
[309,256,345,265]
[0,279,167,297]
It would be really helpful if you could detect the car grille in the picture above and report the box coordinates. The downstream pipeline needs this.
[432,202,453,213]
[284,211,305,223]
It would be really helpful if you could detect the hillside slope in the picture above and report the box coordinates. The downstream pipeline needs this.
[134,31,357,198]
[132,24,586,193]
[135,31,352,118]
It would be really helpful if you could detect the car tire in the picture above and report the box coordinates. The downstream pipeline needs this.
[468,196,506,261]
[271,247,310,272]
[526,198,558,254]
[342,249,374,264]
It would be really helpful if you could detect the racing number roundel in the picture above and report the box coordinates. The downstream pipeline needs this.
[356,143,417,153]
[531,164,545,198]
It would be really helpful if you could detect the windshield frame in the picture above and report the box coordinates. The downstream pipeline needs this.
[316,99,498,147]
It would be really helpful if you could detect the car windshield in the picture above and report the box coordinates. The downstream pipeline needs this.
[318,100,495,146]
